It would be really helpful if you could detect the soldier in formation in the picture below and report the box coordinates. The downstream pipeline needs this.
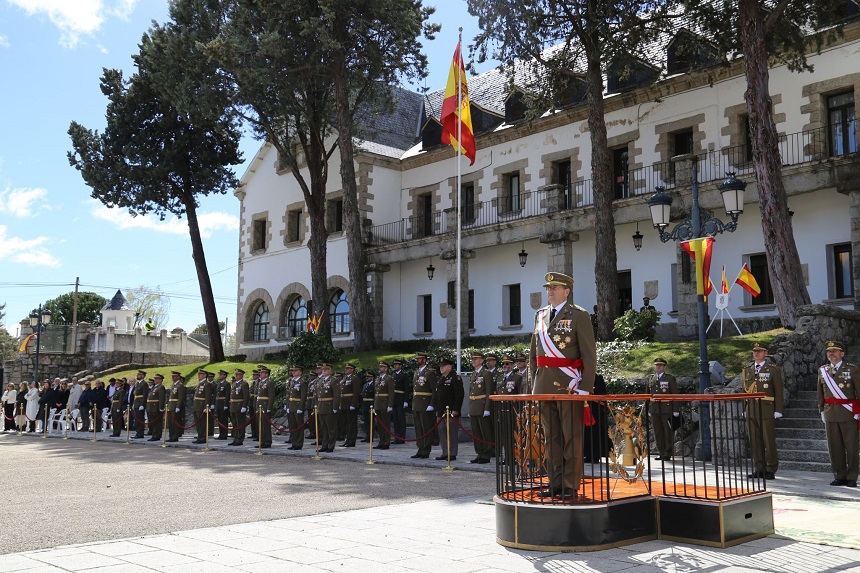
[374,361,395,449]
[391,359,409,444]
[314,363,341,452]
[339,363,361,447]
[132,370,149,439]
[146,374,167,442]
[167,372,186,443]
[229,369,250,446]
[468,352,494,464]
[411,352,437,459]
[192,370,214,444]
[435,357,464,461]
[214,369,231,440]
[286,365,308,450]
[742,343,783,479]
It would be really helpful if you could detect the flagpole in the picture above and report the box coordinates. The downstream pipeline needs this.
[456,28,463,377]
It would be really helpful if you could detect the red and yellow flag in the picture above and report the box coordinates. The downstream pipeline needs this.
[307,311,325,333]
[720,265,729,295]
[680,237,714,300]
[735,264,762,297]
[440,42,476,165]
[17,333,36,353]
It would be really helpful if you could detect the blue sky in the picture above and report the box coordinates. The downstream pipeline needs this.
[0,0,494,337]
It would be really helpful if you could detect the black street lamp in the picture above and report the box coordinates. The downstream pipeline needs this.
[646,155,746,462]
[632,223,643,251]
[426,258,436,280]
[518,242,529,267]
[28,305,53,383]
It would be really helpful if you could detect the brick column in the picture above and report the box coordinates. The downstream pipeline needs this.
[441,249,474,339]
[366,263,391,343]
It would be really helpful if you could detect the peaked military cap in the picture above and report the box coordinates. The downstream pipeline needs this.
[415,351,429,358]
[826,340,844,352]
[471,351,484,359]
[219,369,228,375]
[653,357,667,365]
[154,373,164,380]
[392,358,403,365]
[345,362,356,369]
[544,272,574,288]
[234,368,245,375]
[171,371,181,376]
[485,354,498,361]
[137,370,147,376]
[752,342,768,352]
[516,353,527,361]
[439,357,454,367]
[378,360,390,367]
[289,364,303,371]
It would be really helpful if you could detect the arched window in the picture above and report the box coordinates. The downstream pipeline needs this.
[287,296,308,337]
[329,289,350,335]
[252,302,269,342]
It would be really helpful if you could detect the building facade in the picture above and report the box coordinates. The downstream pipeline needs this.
[235,22,860,359]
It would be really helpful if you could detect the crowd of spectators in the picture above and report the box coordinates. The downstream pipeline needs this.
[1,376,111,433]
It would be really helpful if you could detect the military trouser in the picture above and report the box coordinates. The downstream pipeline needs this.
[826,420,859,481]
[651,413,675,459]
[168,407,184,441]
[134,407,147,438]
[231,411,247,444]
[289,411,305,448]
[376,409,392,447]
[147,408,164,440]
[319,413,337,450]
[216,407,229,439]
[110,407,125,436]
[195,409,209,441]
[413,410,435,456]
[470,413,494,459]
[392,398,407,440]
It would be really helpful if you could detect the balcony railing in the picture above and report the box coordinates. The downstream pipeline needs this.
[367,123,855,247]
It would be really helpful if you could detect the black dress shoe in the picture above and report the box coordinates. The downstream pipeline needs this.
[376,445,389,450]
[260,444,271,449]
[147,437,159,441]
[360,438,370,443]
[217,436,228,440]
[435,455,448,460]
[475,457,490,464]
[748,472,763,479]
[410,453,422,459]
[469,457,481,464]
[764,472,776,480]
[419,454,430,459]
[830,479,848,486]
[344,443,356,447]
[392,440,406,445]
[538,489,557,498]
[846,480,857,487]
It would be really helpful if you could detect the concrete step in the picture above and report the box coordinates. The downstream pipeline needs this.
[776,438,828,451]
[787,398,817,408]
[782,407,821,418]
[775,427,827,440]
[778,448,831,463]
[777,417,824,428]
[779,460,832,473]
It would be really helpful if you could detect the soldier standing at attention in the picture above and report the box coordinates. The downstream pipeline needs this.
[360,371,375,442]
[306,369,319,441]
[391,359,409,444]
[434,357,464,461]
[647,358,679,461]
[468,352,494,464]
[215,370,231,440]
[109,380,126,436]
[340,363,361,447]
[205,370,216,436]
[192,370,214,444]
[530,272,596,499]
[229,369,250,446]
[249,368,260,442]
[131,370,149,439]
[742,343,783,479]
[146,374,167,442]
[315,363,341,452]
[411,352,438,459]
[256,366,275,448]
[517,354,529,383]
[497,356,525,395]
[167,372,187,442]
[286,365,308,450]
[374,361,395,450]
[486,354,501,388]
[818,341,860,487]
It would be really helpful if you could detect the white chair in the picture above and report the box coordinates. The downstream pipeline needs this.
[67,408,80,432]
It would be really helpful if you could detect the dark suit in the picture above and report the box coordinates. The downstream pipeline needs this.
[110,386,127,436]
[530,301,597,493]
[215,378,230,439]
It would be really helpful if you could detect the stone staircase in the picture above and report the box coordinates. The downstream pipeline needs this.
[776,389,831,473]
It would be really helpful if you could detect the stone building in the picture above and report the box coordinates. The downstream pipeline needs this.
[234,18,860,360]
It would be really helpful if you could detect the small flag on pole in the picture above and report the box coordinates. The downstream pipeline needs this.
[440,42,476,165]
[307,311,325,333]
[680,237,714,300]
[735,264,762,297]
[720,265,729,295]
[17,333,36,353]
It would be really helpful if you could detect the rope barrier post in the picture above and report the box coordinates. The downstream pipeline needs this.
[255,405,263,456]
[91,410,98,442]
[442,407,455,472]
[63,409,70,440]
[312,406,322,460]
[204,408,211,452]
[125,407,130,444]
[161,410,168,448]
[42,408,48,438]
[17,405,23,436]
[365,407,376,465]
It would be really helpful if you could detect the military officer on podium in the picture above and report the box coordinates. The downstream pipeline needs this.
[647,358,679,461]
[530,272,596,499]
[742,343,783,479]
[229,369,250,446]
[818,340,860,487]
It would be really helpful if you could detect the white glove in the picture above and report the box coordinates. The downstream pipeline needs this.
[209,405,214,410]
[297,409,303,414]
[821,412,826,423]
[223,407,227,410]
[174,408,180,413]
[349,406,355,411]
[138,406,144,411]
[404,402,409,408]
[387,406,393,412]
[774,412,783,419]
[333,409,338,414]
[855,414,859,421]
[483,410,491,417]
[673,412,680,417]
[426,405,434,412]
[159,409,164,413]
[241,407,247,413]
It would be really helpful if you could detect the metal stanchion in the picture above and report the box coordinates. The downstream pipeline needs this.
[255,405,264,456]
[204,408,211,452]
[442,407,455,472]
[161,410,168,447]
[63,409,70,440]
[125,407,131,444]
[365,407,376,465]
[17,405,24,436]
[91,411,98,442]
[42,408,48,438]
[312,406,322,460]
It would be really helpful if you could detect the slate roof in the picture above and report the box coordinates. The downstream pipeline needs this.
[102,290,132,312]
[354,86,424,155]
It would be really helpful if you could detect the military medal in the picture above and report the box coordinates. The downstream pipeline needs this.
[553,335,561,342]
[763,384,769,389]
[558,342,567,349]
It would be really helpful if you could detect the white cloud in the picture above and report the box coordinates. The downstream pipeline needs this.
[96,44,108,54]
[8,0,140,48]
[0,35,10,48]
[0,225,60,267]
[0,187,48,217]
[90,203,239,239]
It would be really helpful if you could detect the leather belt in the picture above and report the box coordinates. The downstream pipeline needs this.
[319,398,333,402]
[394,390,405,394]
[194,397,207,400]
[470,395,486,400]
[289,398,302,402]
[414,392,432,396]
[342,394,353,397]
[230,399,245,402]
[377,393,389,397]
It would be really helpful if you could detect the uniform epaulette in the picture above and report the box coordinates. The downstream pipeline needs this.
[572,304,588,313]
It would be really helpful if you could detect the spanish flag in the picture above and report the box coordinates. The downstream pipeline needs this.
[735,263,762,297]
[720,265,730,295]
[17,333,36,353]
[680,237,714,300]
[440,42,476,165]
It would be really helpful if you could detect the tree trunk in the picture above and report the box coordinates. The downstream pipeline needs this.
[332,76,376,352]
[585,40,620,341]
[183,193,224,362]
[739,0,810,328]
[303,148,331,345]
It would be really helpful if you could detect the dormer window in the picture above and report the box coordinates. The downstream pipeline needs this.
[505,91,526,123]
[421,119,443,151]
[667,30,720,75]
[553,77,587,109]
[607,57,659,94]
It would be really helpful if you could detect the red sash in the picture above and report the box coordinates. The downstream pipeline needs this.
[824,397,860,429]
[536,356,584,369]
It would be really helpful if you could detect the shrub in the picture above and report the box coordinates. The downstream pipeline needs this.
[613,309,661,341]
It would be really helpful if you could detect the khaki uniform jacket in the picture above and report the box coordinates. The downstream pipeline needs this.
[468,367,494,416]
[229,380,250,413]
[412,366,437,411]
[256,377,276,414]
[287,377,308,414]
[146,384,166,413]
[192,381,214,414]
[742,361,784,414]
[340,373,361,410]
[249,379,259,412]
[496,370,525,395]
[373,374,395,411]
[215,379,230,411]
[168,383,186,411]
[529,301,597,395]
[647,373,679,415]
[111,387,127,416]
[818,362,860,422]
[132,380,149,410]
[315,376,341,415]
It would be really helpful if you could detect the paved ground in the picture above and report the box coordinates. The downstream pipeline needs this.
[2,430,860,572]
